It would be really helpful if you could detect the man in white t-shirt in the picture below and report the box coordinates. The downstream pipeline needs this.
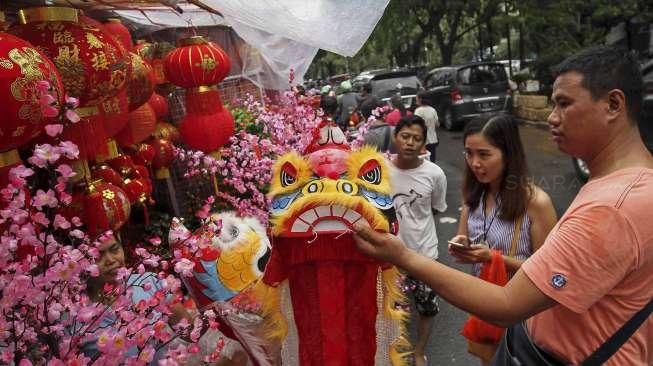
[414,91,439,163]
[389,115,447,366]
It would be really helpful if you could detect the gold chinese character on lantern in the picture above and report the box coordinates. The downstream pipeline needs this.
[53,31,74,45]
[91,51,109,70]
[102,97,120,114]
[198,54,216,71]
[0,57,13,69]
[102,189,115,200]
[85,32,104,49]
[56,44,80,62]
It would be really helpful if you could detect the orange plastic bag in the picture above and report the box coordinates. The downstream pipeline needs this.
[461,250,508,344]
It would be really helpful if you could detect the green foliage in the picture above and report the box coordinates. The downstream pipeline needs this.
[229,105,266,136]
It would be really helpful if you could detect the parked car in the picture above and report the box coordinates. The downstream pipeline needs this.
[421,62,512,130]
[369,70,422,110]
[572,58,653,181]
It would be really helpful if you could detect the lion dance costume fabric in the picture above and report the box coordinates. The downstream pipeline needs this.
[256,120,410,366]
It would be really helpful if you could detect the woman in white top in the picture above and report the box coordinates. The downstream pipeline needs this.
[414,91,439,162]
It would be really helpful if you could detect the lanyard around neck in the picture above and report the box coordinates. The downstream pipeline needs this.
[482,192,500,242]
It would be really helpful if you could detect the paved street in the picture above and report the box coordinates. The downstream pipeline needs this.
[407,123,582,365]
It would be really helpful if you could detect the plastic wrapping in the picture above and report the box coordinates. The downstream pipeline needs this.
[109,0,389,89]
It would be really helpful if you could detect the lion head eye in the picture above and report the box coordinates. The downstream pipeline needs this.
[358,160,381,185]
[281,162,297,187]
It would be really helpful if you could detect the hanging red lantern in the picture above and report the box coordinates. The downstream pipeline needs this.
[153,121,180,143]
[83,180,130,235]
[131,143,155,166]
[164,36,233,152]
[180,109,234,153]
[163,36,230,88]
[11,7,129,159]
[122,177,151,204]
[152,42,174,85]
[151,138,175,179]
[91,164,123,187]
[12,7,128,106]
[100,89,130,138]
[127,52,154,111]
[148,92,168,119]
[114,102,157,147]
[0,31,65,152]
[133,40,154,63]
[103,18,133,51]
[130,164,151,180]
[107,154,136,177]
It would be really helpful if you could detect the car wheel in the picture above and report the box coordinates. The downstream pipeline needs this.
[572,158,589,182]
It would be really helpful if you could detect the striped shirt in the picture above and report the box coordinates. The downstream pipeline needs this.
[467,192,532,276]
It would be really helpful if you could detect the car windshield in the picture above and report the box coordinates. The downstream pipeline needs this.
[457,64,507,85]
[371,76,421,99]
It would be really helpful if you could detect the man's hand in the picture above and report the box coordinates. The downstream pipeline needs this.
[352,222,413,266]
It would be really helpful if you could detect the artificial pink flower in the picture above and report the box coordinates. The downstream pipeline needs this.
[33,212,50,226]
[173,259,195,278]
[53,214,71,230]
[32,189,58,209]
[35,80,51,93]
[45,124,64,137]
[30,144,61,168]
[55,164,75,179]
[65,109,80,124]
[58,141,79,159]
[65,95,79,109]
[39,94,59,118]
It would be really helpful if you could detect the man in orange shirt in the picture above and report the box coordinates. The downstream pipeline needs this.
[352,46,653,365]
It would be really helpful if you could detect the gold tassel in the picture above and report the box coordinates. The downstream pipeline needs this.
[251,281,288,342]
[383,267,412,366]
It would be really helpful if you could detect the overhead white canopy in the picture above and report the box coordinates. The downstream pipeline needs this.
[47,0,389,89]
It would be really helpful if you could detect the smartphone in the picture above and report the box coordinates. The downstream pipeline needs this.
[448,240,471,249]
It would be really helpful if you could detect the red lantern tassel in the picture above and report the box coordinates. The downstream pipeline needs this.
[185,86,223,115]
[180,109,234,153]
[64,106,109,160]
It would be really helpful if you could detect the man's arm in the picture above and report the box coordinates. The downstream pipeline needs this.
[353,223,556,327]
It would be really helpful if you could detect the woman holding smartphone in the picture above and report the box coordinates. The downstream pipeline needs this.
[448,114,557,365]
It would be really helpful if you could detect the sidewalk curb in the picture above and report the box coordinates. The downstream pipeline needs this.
[515,118,549,130]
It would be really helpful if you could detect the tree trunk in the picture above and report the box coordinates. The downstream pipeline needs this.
[519,22,525,65]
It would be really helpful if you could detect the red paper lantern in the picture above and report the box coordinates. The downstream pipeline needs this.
[103,18,133,51]
[148,92,168,119]
[12,7,128,106]
[99,89,130,137]
[152,42,174,85]
[132,143,155,166]
[91,164,123,187]
[11,7,129,159]
[127,52,154,111]
[131,164,150,180]
[0,31,64,151]
[83,181,130,235]
[123,177,151,204]
[133,40,154,63]
[114,102,157,147]
[163,36,230,88]
[180,109,234,153]
[153,121,180,143]
[151,138,175,179]
[107,154,136,177]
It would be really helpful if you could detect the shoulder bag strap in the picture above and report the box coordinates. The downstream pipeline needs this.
[508,215,524,258]
[581,297,653,366]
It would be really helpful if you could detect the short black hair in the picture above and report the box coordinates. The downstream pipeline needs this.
[394,114,427,140]
[362,83,372,93]
[417,90,433,106]
[320,95,338,116]
[554,46,643,123]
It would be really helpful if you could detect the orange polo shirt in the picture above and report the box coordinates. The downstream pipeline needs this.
[522,168,653,365]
